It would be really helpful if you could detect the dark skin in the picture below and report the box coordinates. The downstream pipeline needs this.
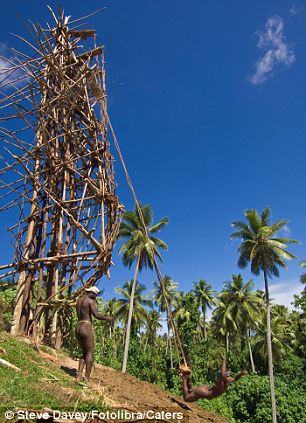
[181,354,247,402]
[76,292,113,383]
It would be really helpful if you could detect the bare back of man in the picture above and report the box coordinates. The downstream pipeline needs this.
[180,354,247,402]
[75,287,113,383]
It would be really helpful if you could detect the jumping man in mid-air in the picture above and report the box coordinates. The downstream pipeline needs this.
[180,354,247,402]
[75,286,113,383]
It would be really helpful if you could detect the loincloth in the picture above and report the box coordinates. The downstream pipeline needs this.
[77,320,92,325]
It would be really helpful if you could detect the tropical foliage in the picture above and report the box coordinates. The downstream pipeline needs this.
[231,207,299,423]
[1,206,304,422]
[117,204,168,372]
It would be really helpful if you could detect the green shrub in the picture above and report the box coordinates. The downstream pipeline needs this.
[0,288,16,331]
[224,375,305,423]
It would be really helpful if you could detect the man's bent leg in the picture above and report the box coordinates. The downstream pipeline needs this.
[209,355,228,396]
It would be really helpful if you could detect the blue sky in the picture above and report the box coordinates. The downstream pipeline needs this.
[0,1,305,311]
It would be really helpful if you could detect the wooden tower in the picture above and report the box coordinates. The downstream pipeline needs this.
[0,8,123,346]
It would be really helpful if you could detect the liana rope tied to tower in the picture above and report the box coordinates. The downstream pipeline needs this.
[106,114,189,371]
[106,115,250,400]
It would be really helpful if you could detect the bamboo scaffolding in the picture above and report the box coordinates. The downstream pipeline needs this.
[0,7,123,345]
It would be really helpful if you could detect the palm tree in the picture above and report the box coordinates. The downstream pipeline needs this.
[117,204,168,372]
[173,291,201,356]
[153,275,178,367]
[173,291,199,328]
[253,308,295,362]
[212,290,235,353]
[193,280,216,341]
[115,280,152,335]
[104,298,119,338]
[255,289,266,301]
[231,207,299,423]
[173,291,192,325]
[144,310,162,350]
[222,274,263,372]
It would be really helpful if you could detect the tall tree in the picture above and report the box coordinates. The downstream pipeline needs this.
[144,310,162,350]
[153,275,178,367]
[173,291,199,354]
[104,298,119,338]
[253,306,295,362]
[222,274,263,372]
[212,290,235,353]
[173,291,192,325]
[117,204,168,372]
[292,289,306,359]
[115,280,152,334]
[231,207,299,423]
[193,279,216,341]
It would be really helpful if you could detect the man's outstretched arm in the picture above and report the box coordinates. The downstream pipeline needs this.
[89,301,114,322]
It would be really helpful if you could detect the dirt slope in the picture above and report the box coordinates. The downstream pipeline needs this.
[1,333,228,423]
[59,354,229,423]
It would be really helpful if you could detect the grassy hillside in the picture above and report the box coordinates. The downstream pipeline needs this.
[0,333,228,422]
[0,332,105,416]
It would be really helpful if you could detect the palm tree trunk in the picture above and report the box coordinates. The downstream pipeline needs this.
[247,330,256,373]
[144,333,149,352]
[166,330,169,355]
[168,319,173,369]
[225,332,229,353]
[203,306,207,341]
[264,269,277,423]
[109,325,112,339]
[121,255,140,373]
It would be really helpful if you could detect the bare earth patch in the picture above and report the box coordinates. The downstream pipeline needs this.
[59,355,229,423]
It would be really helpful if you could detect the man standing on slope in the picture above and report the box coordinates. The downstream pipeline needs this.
[76,286,113,383]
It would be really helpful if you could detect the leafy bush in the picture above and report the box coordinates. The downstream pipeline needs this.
[274,351,305,388]
[216,375,306,423]
[0,287,16,331]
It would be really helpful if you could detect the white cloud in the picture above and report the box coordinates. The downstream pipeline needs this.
[280,224,292,236]
[250,16,295,85]
[261,279,302,310]
[290,5,303,16]
[0,43,24,86]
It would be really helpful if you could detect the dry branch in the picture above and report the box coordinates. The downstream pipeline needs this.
[0,358,21,372]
